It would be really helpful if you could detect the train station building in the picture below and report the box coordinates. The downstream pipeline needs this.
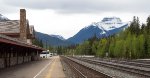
[0,9,43,68]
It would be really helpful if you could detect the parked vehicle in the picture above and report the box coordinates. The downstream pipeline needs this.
[40,51,53,58]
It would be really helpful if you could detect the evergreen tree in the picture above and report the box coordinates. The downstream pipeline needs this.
[146,16,150,34]
[145,16,150,57]
[32,38,44,48]
[39,40,43,48]
[129,16,140,35]
[141,24,146,34]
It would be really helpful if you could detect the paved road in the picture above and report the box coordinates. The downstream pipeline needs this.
[0,56,66,78]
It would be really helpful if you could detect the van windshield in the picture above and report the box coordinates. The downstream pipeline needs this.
[40,52,49,54]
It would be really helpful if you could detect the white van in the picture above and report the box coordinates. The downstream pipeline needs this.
[40,51,52,58]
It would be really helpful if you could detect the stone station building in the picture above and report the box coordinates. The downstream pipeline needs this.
[0,9,43,68]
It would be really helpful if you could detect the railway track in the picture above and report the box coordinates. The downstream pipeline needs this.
[75,57,150,77]
[61,56,112,78]
[89,58,150,68]
[114,60,150,68]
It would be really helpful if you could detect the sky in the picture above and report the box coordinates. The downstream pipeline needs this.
[0,0,150,39]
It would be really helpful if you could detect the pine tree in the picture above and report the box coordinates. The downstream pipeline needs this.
[146,16,150,34]
[141,24,146,34]
[146,16,150,57]
[129,16,140,36]
[136,17,140,35]
[39,40,43,48]
[32,38,44,48]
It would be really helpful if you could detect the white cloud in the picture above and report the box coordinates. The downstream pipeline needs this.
[1,0,150,38]
[2,0,150,13]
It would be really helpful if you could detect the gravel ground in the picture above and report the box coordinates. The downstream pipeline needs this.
[60,57,75,78]
[69,57,145,78]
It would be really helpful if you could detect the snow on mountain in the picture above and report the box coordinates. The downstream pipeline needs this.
[0,14,9,21]
[87,17,129,36]
[50,35,65,40]
[93,17,128,31]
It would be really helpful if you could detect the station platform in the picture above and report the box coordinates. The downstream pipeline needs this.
[0,56,66,78]
[44,56,66,78]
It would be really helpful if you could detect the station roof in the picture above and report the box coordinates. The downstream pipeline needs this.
[0,20,20,33]
[0,34,44,51]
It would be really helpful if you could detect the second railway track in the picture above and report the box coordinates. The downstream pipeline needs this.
[74,57,150,77]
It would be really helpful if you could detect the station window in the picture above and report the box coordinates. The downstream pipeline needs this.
[13,52,17,57]
[0,52,1,58]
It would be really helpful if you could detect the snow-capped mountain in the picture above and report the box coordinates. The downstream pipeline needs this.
[50,35,65,40]
[0,14,9,21]
[67,17,129,44]
[94,17,128,31]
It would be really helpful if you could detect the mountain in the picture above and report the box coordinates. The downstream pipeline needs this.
[49,35,65,40]
[68,17,129,44]
[0,14,9,21]
[67,26,105,43]
[35,32,72,46]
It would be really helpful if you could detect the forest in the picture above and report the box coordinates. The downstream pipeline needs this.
[62,16,150,59]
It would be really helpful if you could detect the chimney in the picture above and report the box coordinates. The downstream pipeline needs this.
[20,9,27,41]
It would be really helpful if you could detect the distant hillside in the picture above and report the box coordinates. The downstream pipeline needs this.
[35,32,72,46]
[67,26,105,44]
